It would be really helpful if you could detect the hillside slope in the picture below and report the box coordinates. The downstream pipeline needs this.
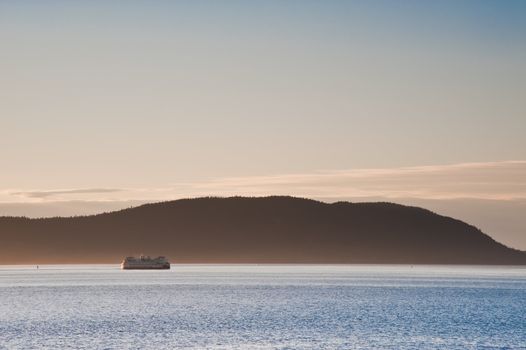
[0,196,525,264]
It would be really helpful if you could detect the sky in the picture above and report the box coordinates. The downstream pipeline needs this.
[1,1,525,248]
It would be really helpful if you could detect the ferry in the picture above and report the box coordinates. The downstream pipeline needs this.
[121,255,170,270]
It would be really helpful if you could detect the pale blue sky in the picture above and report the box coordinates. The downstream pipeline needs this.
[1,1,525,247]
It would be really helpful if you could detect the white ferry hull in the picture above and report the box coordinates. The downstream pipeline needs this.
[121,263,170,270]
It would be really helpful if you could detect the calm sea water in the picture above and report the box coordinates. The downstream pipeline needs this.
[0,265,525,349]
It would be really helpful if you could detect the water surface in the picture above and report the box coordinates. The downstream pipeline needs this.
[0,265,525,349]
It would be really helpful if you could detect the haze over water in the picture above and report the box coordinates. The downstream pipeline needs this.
[1,265,525,349]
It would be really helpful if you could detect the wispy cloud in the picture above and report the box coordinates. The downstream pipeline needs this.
[2,161,525,203]
[188,160,526,200]
[10,188,122,199]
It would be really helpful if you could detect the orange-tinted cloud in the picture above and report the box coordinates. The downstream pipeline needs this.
[190,160,526,201]
[2,161,525,203]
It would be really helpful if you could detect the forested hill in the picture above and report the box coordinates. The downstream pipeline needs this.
[1,196,525,265]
